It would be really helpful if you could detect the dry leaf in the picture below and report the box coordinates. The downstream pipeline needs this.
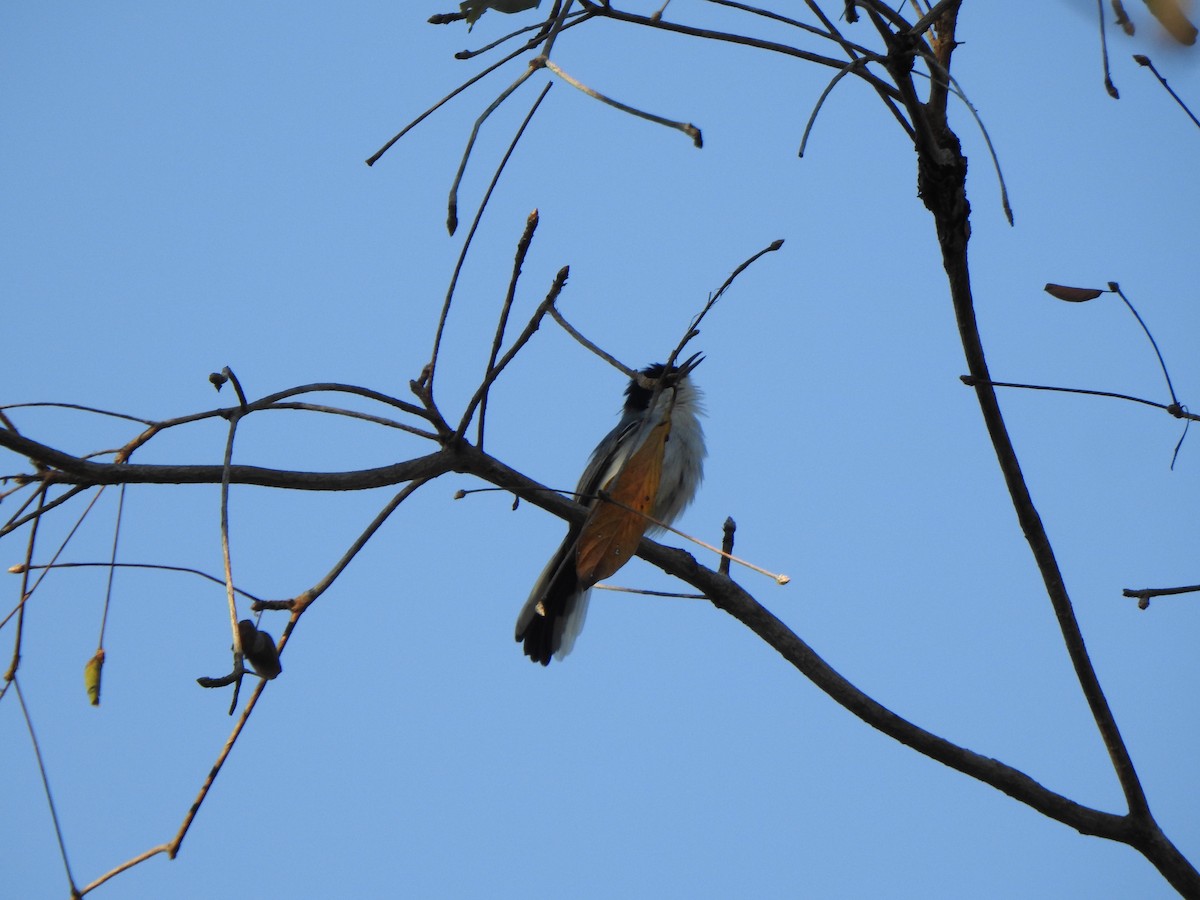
[1044,283,1105,302]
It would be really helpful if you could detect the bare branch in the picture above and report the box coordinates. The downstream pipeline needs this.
[458,265,574,437]
[547,306,638,379]
[13,678,78,896]
[1122,582,1200,609]
[579,0,903,100]
[428,82,554,393]
[0,428,455,491]
[1097,0,1121,98]
[541,58,703,147]
[10,561,269,605]
[477,209,541,449]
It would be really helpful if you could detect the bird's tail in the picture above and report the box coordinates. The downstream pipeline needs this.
[515,531,592,665]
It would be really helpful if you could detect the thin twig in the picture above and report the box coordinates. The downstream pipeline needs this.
[98,484,125,648]
[1,477,50,535]
[478,209,540,449]
[3,486,106,647]
[257,403,437,440]
[548,307,638,379]
[447,65,538,236]
[594,583,705,598]
[221,367,249,412]
[368,55,521,166]
[170,674,268,858]
[10,561,268,604]
[800,56,881,156]
[1,485,93,538]
[1134,55,1200,130]
[541,58,703,147]
[0,402,155,426]
[366,8,591,166]
[290,477,433,616]
[666,239,784,371]
[13,677,78,896]
[115,383,433,463]
[458,266,574,437]
[801,0,914,137]
[959,375,1197,420]
[454,9,588,60]
[703,0,875,52]
[1097,0,1120,98]
[1122,583,1200,610]
[80,845,171,896]
[539,0,575,60]
[579,0,902,99]
[1107,281,1180,409]
[217,377,246,715]
[719,516,736,577]
[428,81,554,393]
[919,58,1014,224]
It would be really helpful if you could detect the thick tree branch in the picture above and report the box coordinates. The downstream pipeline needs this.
[0,428,453,492]
[447,443,1145,847]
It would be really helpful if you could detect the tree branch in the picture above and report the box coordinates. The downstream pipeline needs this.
[0,428,454,492]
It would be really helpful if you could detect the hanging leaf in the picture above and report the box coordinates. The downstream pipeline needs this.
[459,0,542,29]
[575,417,670,587]
[84,648,105,707]
[1044,283,1105,302]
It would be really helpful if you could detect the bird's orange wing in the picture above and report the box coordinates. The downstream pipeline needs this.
[575,415,670,587]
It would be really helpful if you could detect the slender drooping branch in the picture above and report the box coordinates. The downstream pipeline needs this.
[863,7,1199,893]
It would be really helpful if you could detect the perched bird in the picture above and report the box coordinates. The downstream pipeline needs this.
[515,354,706,665]
[237,619,282,680]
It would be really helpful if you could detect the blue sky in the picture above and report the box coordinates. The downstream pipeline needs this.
[2,2,1199,897]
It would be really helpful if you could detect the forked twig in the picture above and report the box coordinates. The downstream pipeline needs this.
[455,9,589,60]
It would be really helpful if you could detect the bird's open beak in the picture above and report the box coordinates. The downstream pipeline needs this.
[676,351,704,378]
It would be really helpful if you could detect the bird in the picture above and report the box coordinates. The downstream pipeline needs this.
[515,354,706,665]
[237,619,282,679]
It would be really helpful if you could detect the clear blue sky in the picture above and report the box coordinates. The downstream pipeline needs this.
[2,3,1199,897]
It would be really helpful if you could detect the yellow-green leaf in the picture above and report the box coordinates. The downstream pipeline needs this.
[84,649,105,707]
